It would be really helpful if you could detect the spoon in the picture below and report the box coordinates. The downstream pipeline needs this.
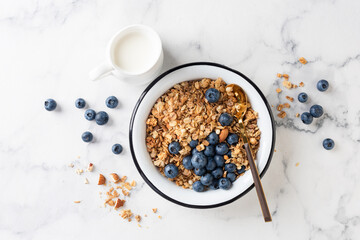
[228,84,272,222]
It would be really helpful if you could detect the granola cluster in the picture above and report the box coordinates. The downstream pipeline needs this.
[145,78,261,189]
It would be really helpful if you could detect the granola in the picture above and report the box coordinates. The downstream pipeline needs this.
[145,78,261,189]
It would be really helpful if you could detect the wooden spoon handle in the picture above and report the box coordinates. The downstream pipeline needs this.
[244,143,272,222]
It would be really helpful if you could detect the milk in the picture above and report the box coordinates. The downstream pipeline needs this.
[113,31,158,74]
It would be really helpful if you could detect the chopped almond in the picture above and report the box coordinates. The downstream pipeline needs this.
[110,173,120,183]
[219,129,229,143]
[98,174,106,185]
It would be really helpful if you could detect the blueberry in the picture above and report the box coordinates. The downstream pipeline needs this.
[226,151,232,158]
[204,145,215,157]
[95,111,109,125]
[224,163,237,173]
[192,148,202,155]
[218,113,233,126]
[112,144,123,154]
[310,104,323,118]
[207,132,219,145]
[189,139,199,148]
[44,99,57,111]
[75,98,86,109]
[226,133,239,145]
[215,142,229,155]
[191,152,207,169]
[226,172,236,182]
[205,88,220,103]
[212,167,223,179]
[182,155,193,170]
[237,165,246,175]
[84,109,96,121]
[206,157,217,171]
[214,155,225,167]
[323,138,335,150]
[192,181,205,192]
[106,96,118,108]
[219,178,232,190]
[168,141,181,155]
[164,164,179,178]
[301,112,313,125]
[81,131,93,142]
[200,173,214,186]
[194,168,207,176]
[209,179,220,190]
[317,79,329,92]
[298,92,308,103]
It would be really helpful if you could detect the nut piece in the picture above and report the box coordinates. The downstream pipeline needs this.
[219,129,229,143]
[110,173,120,183]
[87,163,94,172]
[299,57,307,64]
[114,198,126,209]
[98,174,106,185]
[276,88,282,93]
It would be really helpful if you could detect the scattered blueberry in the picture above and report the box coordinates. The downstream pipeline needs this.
[84,109,96,121]
[218,113,233,126]
[298,92,308,103]
[206,157,217,171]
[194,168,207,176]
[237,165,246,175]
[75,98,86,109]
[205,88,220,103]
[189,139,199,148]
[219,178,232,190]
[209,179,220,190]
[317,79,329,92]
[207,132,219,145]
[214,155,225,167]
[182,155,193,170]
[216,142,229,155]
[112,144,123,154]
[192,181,205,192]
[301,112,313,125]
[168,141,181,155]
[191,152,207,169]
[226,172,236,182]
[323,138,335,150]
[44,99,57,111]
[224,163,237,173]
[164,164,179,178]
[226,151,232,158]
[81,131,93,142]
[226,133,239,145]
[204,145,215,157]
[212,167,223,179]
[95,111,109,125]
[200,173,214,186]
[192,148,202,155]
[310,104,324,118]
[106,96,118,108]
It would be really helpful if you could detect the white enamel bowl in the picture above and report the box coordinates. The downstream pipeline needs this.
[129,62,275,208]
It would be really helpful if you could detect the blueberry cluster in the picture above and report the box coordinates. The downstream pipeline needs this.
[297,79,334,150]
[163,112,246,192]
[44,96,123,154]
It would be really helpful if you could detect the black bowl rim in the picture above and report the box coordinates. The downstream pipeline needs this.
[129,62,276,209]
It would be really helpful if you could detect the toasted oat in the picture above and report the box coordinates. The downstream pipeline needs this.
[98,174,106,185]
[299,82,304,87]
[152,208,157,213]
[135,215,141,222]
[276,88,282,93]
[286,96,294,102]
[87,163,94,172]
[277,111,286,118]
[299,57,307,64]
[110,173,120,183]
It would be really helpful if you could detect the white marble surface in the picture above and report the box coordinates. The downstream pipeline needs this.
[1,0,360,239]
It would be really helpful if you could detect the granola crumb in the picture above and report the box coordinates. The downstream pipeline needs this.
[277,111,286,118]
[84,178,89,184]
[144,214,148,217]
[152,208,157,213]
[158,216,162,219]
[283,103,290,108]
[296,113,300,117]
[277,73,282,78]
[271,105,274,107]
[299,57,307,64]
[283,74,289,80]
[135,215,141,222]
[87,163,94,172]
[286,96,294,102]
[276,88,282,93]
[77,156,81,159]
[120,209,133,221]
[131,180,137,187]
[277,104,284,111]
[282,80,292,89]
[74,201,81,203]
[299,82,304,87]
[76,169,83,175]
[68,163,74,168]
[274,149,277,152]
[295,162,300,167]
[138,224,141,227]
